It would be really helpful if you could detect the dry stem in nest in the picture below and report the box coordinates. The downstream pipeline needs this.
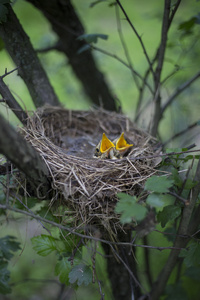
[21,106,161,235]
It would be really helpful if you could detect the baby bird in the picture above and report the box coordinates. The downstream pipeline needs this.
[113,132,133,158]
[94,133,115,159]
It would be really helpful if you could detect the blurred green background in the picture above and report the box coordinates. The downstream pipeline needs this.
[1,0,200,299]
[1,0,200,142]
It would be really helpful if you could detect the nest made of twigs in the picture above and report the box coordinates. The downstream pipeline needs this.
[21,106,161,234]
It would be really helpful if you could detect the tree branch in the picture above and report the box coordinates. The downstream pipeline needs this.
[163,119,200,146]
[26,0,117,111]
[150,159,200,299]
[0,70,28,125]
[135,1,182,124]
[0,4,60,108]
[91,45,153,94]
[116,0,154,77]
[161,71,200,114]
[150,0,171,137]
[115,4,141,92]
[0,113,50,193]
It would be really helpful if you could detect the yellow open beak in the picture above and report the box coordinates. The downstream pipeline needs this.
[100,133,115,153]
[114,132,133,153]
[94,133,115,158]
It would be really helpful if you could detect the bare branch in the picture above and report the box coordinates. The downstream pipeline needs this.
[115,4,141,92]
[163,119,200,146]
[27,0,117,111]
[162,71,200,114]
[116,0,154,76]
[168,0,182,28]
[136,0,182,123]
[0,113,50,192]
[92,45,153,94]
[0,4,60,108]
[0,71,28,125]
[150,0,171,137]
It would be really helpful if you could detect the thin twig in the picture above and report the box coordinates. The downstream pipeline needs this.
[115,4,140,91]
[135,1,182,123]
[0,181,52,235]
[0,204,187,251]
[167,191,188,205]
[127,148,200,162]
[1,67,18,79]
[0,69,28,125]
[163,120,200,147]
[92,45,153,93]
[116,0,154,76]
[168,0,182,28]
[162,71,200,114]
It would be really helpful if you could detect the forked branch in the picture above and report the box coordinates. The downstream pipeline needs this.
[0,69,28,125]
[0,4,60,108]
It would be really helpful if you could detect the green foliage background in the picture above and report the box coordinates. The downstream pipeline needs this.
[1,0,200,299]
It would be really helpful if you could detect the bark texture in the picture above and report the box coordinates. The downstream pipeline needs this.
[0,113,50,194]
[26,0,117,111]
[0,5,60,108]
[102,230,141,300]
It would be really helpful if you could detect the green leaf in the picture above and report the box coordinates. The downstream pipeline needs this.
[36,206,58,222]
[0,261,11,294]
[157,205,181,228]
[69,263,92,286]
[171,168,182,188]
[178,17,197,35]
[185,266,200,280]
[180,242,200,267]
[163,227,177,243]
[166,148,182,154]
[185,154,200,162]
[55,257,72,285]
[165,283,188,300]
[77,33,108,44]
[59,235,82,254]
[0,236,21,260]
[146,193,165,208]
[31,235,57,256]
[77,44,91,54]
[15,197,38,210]
[115,193,147,223]
[145,176,174,193]
[184,179,198,190]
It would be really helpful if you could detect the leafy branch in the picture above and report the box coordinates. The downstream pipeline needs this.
[150,158,200,299]
[0,203,187,252]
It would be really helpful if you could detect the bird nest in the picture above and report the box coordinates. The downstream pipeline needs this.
[22,106,161,235]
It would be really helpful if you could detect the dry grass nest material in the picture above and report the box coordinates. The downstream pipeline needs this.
[22,106,161,233]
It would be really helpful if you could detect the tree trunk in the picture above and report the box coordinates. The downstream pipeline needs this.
[0,5,60,108]
[26,0,117,111]
[101,230,141,300]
